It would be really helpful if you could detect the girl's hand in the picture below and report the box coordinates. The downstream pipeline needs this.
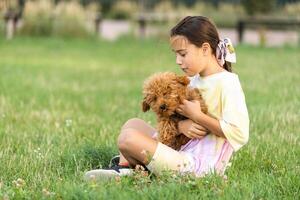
[176,100,203,121]
[178,119,208,139]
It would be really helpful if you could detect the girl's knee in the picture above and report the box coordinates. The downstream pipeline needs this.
[121,118,144,130]
[117,129,138,152]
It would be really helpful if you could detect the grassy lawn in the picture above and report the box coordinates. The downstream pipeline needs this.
[0,36,299,199]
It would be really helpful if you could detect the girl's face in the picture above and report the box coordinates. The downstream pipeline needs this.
[170,35,208,77]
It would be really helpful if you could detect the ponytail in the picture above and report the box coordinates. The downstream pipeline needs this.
[223,61,232,72]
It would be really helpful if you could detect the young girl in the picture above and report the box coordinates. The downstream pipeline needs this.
[85,16,249,180]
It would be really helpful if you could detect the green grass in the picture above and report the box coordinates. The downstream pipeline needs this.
[0,36,299,199]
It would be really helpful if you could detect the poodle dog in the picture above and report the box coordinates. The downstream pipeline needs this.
[142,72,208,150]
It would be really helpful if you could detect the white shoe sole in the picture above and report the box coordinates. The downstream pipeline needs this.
[84,168,133,181]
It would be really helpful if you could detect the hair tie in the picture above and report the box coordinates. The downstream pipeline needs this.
[216,38,236,67]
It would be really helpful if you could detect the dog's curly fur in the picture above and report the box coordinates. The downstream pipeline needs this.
[142,72,208,150]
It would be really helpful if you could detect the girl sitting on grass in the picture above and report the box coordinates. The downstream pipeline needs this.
[85,16,249,180]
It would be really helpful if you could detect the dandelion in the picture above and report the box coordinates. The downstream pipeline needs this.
[65,119,72,127]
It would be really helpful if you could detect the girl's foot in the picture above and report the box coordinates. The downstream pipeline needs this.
[84,155,132,181]
[84,165,133,181]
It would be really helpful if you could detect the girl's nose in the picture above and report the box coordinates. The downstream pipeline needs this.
[176,56,182,65]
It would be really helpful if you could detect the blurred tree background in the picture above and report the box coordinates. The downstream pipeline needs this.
[0,0,299,40]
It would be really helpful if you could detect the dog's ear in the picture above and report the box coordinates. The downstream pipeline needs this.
[142,99,150,112]
[176,75,190,86]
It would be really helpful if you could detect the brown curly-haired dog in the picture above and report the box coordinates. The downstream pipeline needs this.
[142,72,208,150]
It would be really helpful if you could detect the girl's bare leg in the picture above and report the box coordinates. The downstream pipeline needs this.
[117,118,157,167]
[118,128,158,166]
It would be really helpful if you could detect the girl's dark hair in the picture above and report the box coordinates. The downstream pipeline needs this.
[170,16,232,72]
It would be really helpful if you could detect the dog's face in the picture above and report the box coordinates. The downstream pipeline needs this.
[142,72,190,117]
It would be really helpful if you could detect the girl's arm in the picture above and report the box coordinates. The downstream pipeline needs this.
[177,100,225,138]
[177,84,249,151]
[193,112,225,138]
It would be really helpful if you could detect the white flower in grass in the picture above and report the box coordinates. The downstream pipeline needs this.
[42,188,55,197]
[12,178,25,188]
[33,147,44,159]
[42,188,50,196]
[65,119,72,127]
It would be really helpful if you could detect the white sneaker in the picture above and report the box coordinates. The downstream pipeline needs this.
[84,165,133,181]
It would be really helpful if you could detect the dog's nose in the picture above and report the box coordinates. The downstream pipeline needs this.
[160,104,167,110]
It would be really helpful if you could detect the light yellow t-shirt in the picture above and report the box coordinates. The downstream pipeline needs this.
[189,71,249,151]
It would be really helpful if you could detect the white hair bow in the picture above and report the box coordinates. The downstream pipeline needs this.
[216,38,236,67]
